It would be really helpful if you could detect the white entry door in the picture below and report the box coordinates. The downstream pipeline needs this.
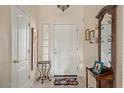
[11,6,30,87]
[54,24,78,76]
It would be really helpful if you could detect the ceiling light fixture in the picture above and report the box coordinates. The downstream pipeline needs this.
[57,5,70,12]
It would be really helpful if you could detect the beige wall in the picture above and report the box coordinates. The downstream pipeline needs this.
[116,5,123,88]
[83,5,104,87]
[83,5,104,68]
[0,6,11,87]
[122,6,124,88]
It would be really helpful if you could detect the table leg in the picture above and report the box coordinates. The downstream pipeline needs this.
[37,64,42,81]
[37,61,51,84]
[86,67,88,88]
[47,63,51,81]
[96,79,101,88]
[98,80,101,88]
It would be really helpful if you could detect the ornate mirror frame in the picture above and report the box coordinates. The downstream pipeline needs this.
[96,5,116,87]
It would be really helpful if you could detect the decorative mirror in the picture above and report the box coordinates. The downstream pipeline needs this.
[101,13,112,67]
[96,5,116,87]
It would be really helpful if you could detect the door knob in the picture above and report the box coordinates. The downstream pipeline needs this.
[54,49,57,54]
[54,48,57,51]
[13,60,18,63]
[54,52,57,54]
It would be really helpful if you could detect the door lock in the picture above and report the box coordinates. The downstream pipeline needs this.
[13,60,18,63]
[54,52,57,54]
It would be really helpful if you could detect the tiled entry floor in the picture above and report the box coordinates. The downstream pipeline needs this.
[31,77,85,88]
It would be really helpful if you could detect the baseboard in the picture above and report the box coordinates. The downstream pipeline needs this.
[54,75,77,77]
[0,83,11,88]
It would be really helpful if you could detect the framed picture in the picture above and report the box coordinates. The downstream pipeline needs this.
[93,61,103,74]
[31,27,38,70]
[89,30,95,44]
[85,29,90,41]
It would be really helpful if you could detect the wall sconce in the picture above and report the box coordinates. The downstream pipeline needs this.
[85,29,90,41]
[57,5,70,12]
[85,29,97,44]
[89,30,96,44]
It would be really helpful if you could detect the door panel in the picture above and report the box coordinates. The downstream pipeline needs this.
[17,15,27,62]
[17,65,27,87]
[11,6,29,88]
[54,25,78,75]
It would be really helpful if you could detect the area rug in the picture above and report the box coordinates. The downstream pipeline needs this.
[54,78,78,85]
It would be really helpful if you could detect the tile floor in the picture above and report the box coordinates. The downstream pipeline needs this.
[31,77,86,88]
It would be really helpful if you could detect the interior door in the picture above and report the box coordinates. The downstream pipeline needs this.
[54,24,78,76]
[11,6,29,88]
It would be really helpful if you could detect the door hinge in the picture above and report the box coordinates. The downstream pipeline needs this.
[76,28,78,31]
[28,49,30,53]
[28,75,30,79]
[13,60,19,63]
[77,66,78,70]
[28,23,30,27]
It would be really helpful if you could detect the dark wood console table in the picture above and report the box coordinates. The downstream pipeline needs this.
[86,67,113,88]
